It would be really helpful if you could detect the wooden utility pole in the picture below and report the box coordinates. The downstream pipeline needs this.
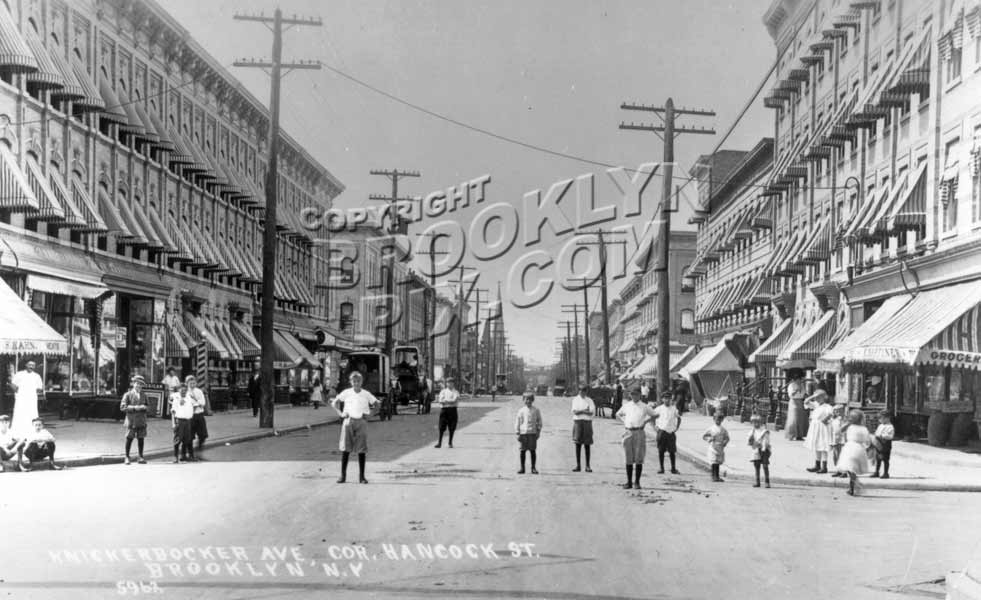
[233,10,322,429]
[576,231,627,387]
[466,288,488,395]
[620,99,715,396]
[447,265,477,384]
[571,278,594,389]
[561,303,583,385]
[368,169,420,357]
[414,232,449,387]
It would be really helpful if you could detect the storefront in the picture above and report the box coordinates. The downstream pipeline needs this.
[0,276,70,417]
[827,279,981,446]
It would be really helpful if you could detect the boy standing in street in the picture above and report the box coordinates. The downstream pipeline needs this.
[186,376,209,460]
[515,392,543,474]
[615,385,657,489]
[120,375,149,464]
[170,382,194,463]
[332,371,379,484]
[653,390,682,475]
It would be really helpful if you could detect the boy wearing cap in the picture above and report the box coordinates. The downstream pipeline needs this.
[653,391,682,475]
[120,375,149,464]
[21,417,61,471]
[514,392,543,474]
[615,385,658,489]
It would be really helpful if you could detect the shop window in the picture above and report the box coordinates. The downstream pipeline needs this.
[679,309,694,335]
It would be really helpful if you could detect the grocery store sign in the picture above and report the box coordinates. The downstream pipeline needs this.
[918,349,981,369]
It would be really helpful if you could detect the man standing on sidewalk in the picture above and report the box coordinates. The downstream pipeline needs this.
[186,376,209,460]
[653,391,681,475]
[247,362,262,418]
[615,385,657,489]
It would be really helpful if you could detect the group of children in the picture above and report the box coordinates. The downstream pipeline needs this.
[118,374,210,465]
[0,414,61,472]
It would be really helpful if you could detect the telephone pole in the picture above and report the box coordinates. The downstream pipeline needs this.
[447,265,477,385]
[414,232,449,387]
[233,9,322,429]
[571,278,595,389]
[561,303,583,385]
[620,98,715,396]
[576,231,627,387]
[369,169,420,358]
[466,288,488,395]
[557,321,577,385]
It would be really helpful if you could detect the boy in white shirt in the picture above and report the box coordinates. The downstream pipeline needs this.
[653,391,682,475]
[332,371,379,484]
[871,411,895,479]
[615,385,658,489]
[435,378,460,448]
[21,417,61,471]
[170,383,194,463]
[570,384,595,472]
[514,392,543,474]
[0,415,25,472]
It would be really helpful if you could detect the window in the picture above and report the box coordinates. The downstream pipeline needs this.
[339,302,354,332]
[340,257,355,284]
[680,309,694,335]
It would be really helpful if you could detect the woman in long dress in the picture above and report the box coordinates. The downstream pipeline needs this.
[836,409,871,496]
[784,375,808,440]
[803,383,833,473]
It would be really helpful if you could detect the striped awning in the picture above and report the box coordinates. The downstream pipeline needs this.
[748,318,793,365]
[885,161,928,233]
[69,59,106,113]
[272,330,318,368]
[845,279,981,369]
[0,141,41,212]
[22,157,67,223]
[213,319,243,361]
[131,202,165,251]
[0,7,39,74]
[816,295,908,372]
[776,310,837,370]
[47,44,86,104]
[184,315,230,359]
[97,74,128,125]
[22,23,64,90]
[230,321,261,360]
[165,326,190,359]
[47,170,91,231]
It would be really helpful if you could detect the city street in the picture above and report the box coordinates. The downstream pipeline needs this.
[1,395,977,600]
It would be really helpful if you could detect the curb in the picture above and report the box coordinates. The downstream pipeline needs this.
[673,444,981,493]
[56,416,342,469]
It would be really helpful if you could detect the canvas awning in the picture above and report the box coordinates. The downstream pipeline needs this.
[230,320,261,360]
[0,6,39,74]
[776,310,837,370]
[628,354,658,379]
[748,318,793,365]
[816,295,908,372]
[185,315,230,359]
[0,278,68,355]
[271,330,318,369]
[844,279,981,370]
[679,339,741,378]
[25,273,108,300]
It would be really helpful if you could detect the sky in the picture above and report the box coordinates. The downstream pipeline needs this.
[159,0,777,365]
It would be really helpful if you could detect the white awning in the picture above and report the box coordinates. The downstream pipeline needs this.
[26,273,109,299]
[0,278,68,355]
[679,340,741,378]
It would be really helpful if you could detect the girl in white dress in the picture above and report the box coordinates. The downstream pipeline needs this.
[803,383,833,473]
[836,409,871,496]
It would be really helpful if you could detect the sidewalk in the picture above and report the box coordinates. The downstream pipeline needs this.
[37,405,341,468]
[672,413,981,492]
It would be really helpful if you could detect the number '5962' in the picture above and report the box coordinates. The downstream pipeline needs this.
[116,581,163,595]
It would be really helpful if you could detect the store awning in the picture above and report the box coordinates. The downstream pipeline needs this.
[185,315,230,359]
[0,141,41,213]
[25,273,108,299]
[885,161,928,233]
[69,59,106,113]
[0,278,68,355]
[22,22,64,90]
[230,321,261,360]
[629,354,658,379]
[816,295,908,372]
[271,330,318,369]
[670,346,698,376]
[749,318,793,364]
[213,319,243,361]
[165,327,189,359]
[614,336,637,354]
[844,279,981,369]
[679,339,741,378]
[777,310,837,370]
[0,6,39,73]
